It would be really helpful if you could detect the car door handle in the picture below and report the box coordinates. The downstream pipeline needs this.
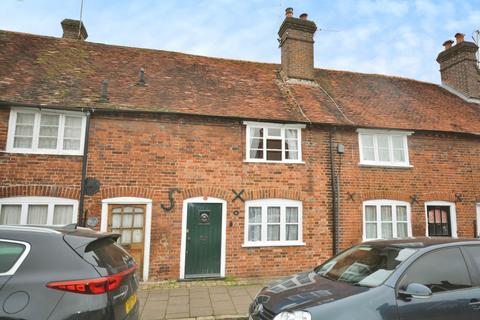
[469,299,480,309]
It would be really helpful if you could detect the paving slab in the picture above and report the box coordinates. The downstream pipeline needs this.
[190,306,214,317]
[165,312,190,319]
[170,288,190,296]
[140,282,267,320]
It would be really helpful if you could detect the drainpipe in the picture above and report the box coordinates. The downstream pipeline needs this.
[329,127,340,255]
[78,110,91,227]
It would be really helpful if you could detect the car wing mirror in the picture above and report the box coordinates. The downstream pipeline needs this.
[398,283,432,300]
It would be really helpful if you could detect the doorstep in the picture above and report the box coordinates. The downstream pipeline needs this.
[140,276,278,290]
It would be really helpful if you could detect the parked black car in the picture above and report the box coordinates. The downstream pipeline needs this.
[250,237,480,320]
[0,225,139,320]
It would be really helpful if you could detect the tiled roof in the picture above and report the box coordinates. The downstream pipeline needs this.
[0,30,479,134]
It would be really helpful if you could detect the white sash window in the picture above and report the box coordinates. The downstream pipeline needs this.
[7,108,86,155]
[244,199,304,247]
[0,197,78,226]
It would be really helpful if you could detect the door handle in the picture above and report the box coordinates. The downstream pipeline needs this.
[469,299,480,310]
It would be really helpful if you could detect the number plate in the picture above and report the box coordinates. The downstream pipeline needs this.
[125,293,137,314]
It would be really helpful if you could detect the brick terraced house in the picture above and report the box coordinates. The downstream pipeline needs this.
[0,10,479,281]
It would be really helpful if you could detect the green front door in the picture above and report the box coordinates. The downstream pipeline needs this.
[185,203,222,278]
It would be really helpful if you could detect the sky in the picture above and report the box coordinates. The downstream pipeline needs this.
[1,0,480,83]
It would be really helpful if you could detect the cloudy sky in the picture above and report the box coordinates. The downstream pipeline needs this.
[1,0,480,83]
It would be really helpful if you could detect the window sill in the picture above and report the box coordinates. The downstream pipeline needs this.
[3,149,83,156]
[358,163,413,169]
[244,160,305,164]
[242,242,306,248]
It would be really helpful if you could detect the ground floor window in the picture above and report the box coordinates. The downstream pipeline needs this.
[425,201,457,237]
[244,199,304,247]
[0,197,78,225]
[363,200,412,240]
[426,206,451,236]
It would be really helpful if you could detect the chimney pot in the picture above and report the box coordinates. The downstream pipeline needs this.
[455,32,465,44]
[300,13,308,20]
[285,7,293,17]
[443,40,454,50]
[61,19,88,40]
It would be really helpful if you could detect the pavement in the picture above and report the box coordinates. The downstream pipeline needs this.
[138,284,263,320]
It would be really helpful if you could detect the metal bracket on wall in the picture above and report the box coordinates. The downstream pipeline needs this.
[161,188,181,212]
[84,177,101,196]
[232,189,245,202]
[410,194,420,205]
[347,192,356,201]
[455,193,463,202]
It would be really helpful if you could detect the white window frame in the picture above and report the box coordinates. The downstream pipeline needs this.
[6,107,87,156]
[243,198,305,247]
[0,197,78,225]
[244,121,305,163]
[363,199,412,241]
[357,129,413,167]
[424,201,458,238]
[0,239,31,276]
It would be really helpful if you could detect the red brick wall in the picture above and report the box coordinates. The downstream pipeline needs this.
[1,107,479,281]
[82,113,333,279]
[335,128,480,249]
[0,107,83,193]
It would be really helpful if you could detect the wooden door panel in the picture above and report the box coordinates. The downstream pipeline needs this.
[108,204,145,276]
[185,203,222,278]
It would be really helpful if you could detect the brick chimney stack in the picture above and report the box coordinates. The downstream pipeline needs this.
[278,8,317,81]
[437,32,480,99]
[61,19,88,40]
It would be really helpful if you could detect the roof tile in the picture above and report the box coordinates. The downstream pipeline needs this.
[0,30,479,134]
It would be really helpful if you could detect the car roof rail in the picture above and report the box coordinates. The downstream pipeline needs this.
[0,225,61,234]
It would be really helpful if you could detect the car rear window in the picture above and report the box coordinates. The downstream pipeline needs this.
[0,241,26,273]
[83,237,134,272]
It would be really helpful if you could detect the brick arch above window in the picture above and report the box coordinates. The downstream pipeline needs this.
[100,186,154,200]
[0,185,79,199]
[244,189,302,201]
[360,191,410,203]
[423,192,457,202]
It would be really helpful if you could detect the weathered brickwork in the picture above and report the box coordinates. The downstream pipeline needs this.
[79,112,333,279]
[334,128,480,248]
[1,106,479,280]
[437,40,480,99]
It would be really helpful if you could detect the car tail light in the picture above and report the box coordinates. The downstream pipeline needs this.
[46,266,136,294]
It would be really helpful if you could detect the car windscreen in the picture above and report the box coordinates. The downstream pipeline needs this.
[314,244,418,287]
[0,241,26,274]
[83,237,135,273]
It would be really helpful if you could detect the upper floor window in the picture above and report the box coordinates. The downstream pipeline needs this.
[357,129,412,167]
[6,108,86,155]
[244,199,304,247]
[0,197,78,225]
[363,200,412,240]
[244,121,305,163]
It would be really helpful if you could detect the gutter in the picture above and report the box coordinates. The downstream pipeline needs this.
[78,109,92,227]
[329,127,340,255]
